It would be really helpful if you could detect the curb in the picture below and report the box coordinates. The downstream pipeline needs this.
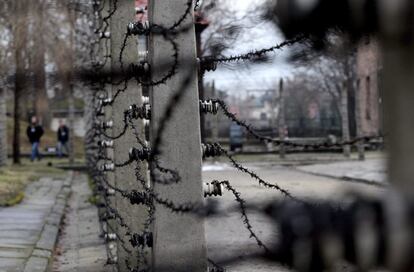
[23,172,74,272]
[295,167,388,188]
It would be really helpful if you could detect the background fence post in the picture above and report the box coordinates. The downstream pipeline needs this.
[68,86,75,165]
[278,79,286,159]
[212,81,219,152]
[355,79,366,161]
[340,81,351,158]
[101,0,117,261]
[148,0,207,271]
[110,0,149,270]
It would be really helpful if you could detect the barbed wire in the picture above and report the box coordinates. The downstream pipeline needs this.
[213,99,383,149]
[218,180,272,253]
[201,35,307,67]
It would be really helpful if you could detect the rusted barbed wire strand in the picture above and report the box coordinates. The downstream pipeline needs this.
[201,35,307,65]
[214,99,382,149]
[218,180,272,254]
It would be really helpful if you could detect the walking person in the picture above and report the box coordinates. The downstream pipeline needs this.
[56,120,69,158]
[26,116,44,161]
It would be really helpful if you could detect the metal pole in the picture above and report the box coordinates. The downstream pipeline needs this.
[110,0,149,270]
[148,0,207,270]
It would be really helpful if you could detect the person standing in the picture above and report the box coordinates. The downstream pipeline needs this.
[56,120,69,158]
[26,116,44,161]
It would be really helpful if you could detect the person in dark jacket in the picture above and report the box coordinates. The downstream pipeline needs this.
[56,120,69,157]
[26,116,44,161]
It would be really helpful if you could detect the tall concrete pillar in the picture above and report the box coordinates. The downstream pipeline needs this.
[340,82,351,158]
[382,43,414,193]
[278,79,286,159]
[110,0,149,270]
[148,0,207,271]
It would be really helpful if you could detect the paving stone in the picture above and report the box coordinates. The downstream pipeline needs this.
[52,174,111,272]
[0,230,40,240]
[0,247,32,258]
[52,203,66,215]
[0,173,72,272]
[0,224,42,232]
[46,213,63,226]
[32,249,52,259]
[23,256,48,272]
[36,224,59,251]
[0,238,38,246]
[0,257,25,272]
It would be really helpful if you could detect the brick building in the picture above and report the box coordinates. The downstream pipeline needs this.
[356,37,383,136]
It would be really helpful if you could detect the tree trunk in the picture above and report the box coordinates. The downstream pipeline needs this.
[12,0,28,164]
[68,86,75,165]
[32,0,49,127]
[340,82,351,158]
[0,88,7,166]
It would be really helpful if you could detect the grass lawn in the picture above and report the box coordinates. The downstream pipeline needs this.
[0,159,67,207]
[0,116,85,207]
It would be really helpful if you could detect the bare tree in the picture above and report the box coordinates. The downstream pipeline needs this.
[11,0,29,164]
[201,0,265,58]
[291,32,357,156]
[0,2,13,166]
[31,0,50,127]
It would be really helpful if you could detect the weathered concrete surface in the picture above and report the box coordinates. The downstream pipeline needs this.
[0,175,71,272]
[149,0,206,270]
[203,162,386,271]
[109,0,148,269]
[296,158,387,185]
[51,174,111,272]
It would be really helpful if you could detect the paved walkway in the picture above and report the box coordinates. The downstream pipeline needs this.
[203,163,385,271]
[0,176,71,272]
[51,174,110,272]
[296,158,387,185]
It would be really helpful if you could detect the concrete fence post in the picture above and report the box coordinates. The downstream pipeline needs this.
[278,79,286,159]
[110,0,149,270]
[148,0,207,270]
[355,79,366,161]
[341,81,351,158]
[382,43,414,193]
[100,0,117,262]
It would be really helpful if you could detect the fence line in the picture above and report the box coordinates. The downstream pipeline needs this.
[78,1,408,272]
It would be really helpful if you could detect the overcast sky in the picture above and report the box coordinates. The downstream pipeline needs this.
[203,0,294,95]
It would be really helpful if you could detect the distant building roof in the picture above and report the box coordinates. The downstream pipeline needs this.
[136,0,148,22]
[135,1,209,28]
